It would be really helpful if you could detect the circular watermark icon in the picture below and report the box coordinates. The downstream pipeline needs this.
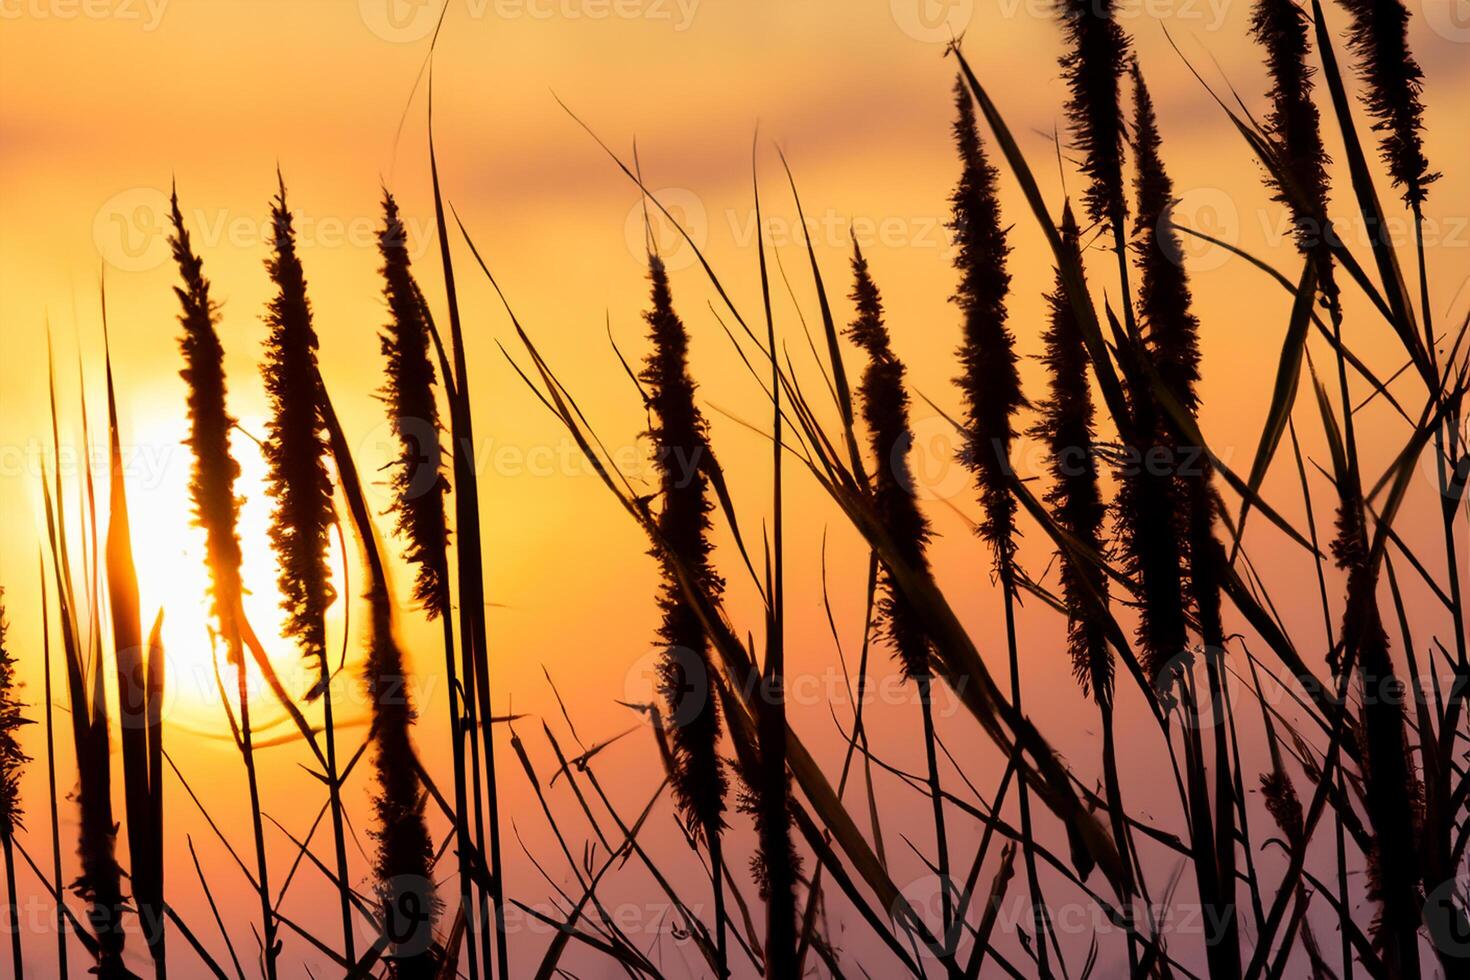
[1424,873,1470,958]
[623,645,709,729]
[1161,187,1239,272]
[381,874,438,957]
[1424,0,1470,43]
[893,873,959,959]
[94,186,172,272]
[359,416,446,508]
[1417,416,1470,499]
[359,0,441,42]
[624,187,707,273]
[899,415,971,502]
[890,0,974,43]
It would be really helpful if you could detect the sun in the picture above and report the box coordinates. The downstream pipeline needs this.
[121,408,347,734]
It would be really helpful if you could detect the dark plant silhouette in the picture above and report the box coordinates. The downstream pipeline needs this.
[171,190,279,980]
[1129,61,1241,976]
[1337,0,1437,206]
[1031,205,1112,704]
[950,78,1022,562]
[1057,0,1133,311]
[381,192,451,620]
[638,249,731,969]
[261,174,354,964]
[378,188,476,978]
[1251,0,1334,258]
[948,74,1055,976]
[0,590,29,980]
[846,240,951,935]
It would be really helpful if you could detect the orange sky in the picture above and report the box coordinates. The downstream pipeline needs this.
[1,1,1467,976]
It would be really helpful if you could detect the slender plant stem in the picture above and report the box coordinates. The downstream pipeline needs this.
[1000,554,1052,980]
[233,634,277,980]
[39,565,67,980]
[3,833,21,979]
[440,603,479,980]
[917,674,953,941]
[317,650,354,967]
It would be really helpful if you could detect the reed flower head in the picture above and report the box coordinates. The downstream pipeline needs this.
[378,190,452,620]
[1031,206,1113,703]
[0,592,28,838]
[950,76,1024,562]
[639,250,728,841]
[1130,61,1201,416]
[262,176,337,680]
[1058,0,1132,233]
[847,241,933,682]
[1250,0,1332,250]
[1337,0,1438,206]
[170,190,244,647]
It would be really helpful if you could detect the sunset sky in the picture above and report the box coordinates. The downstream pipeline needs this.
[1,0,1467,975]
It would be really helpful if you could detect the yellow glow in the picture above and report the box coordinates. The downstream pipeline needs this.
[120,407,347,735]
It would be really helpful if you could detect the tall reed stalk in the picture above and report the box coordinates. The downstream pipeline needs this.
[638,248,730,974]
[948,76,1052,978]
[844,241,952,947]
[1129,62,1242,976]
[428,94,508,976]
[1057,0,1134,333]
[37,561,67,979]
[43,351,126,978]
[102,297,168,979]
[378,189,475,979]
[0,590,27,979]
[260,175,355,966]
[749,159,799,979]
[1029,205,1136,965]
[169,192,279,980]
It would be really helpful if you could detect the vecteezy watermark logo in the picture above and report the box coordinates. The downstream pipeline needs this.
[623,646,710,729]
[93,187,173,272]
[361,0,701,40]
[381,875,438,957]
[890,0,973,43]
[93,188,437,272]
[1424,872,1470,958]
[0,0,169,30]
[1161,186,1239,273]
[1424,0,1470,43]
[624,188,708,273]
[900,415,972,502]
[359,0,441,42]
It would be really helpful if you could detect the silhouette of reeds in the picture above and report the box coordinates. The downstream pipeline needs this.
[1129,60,1243,976]
[169,190,279,980]
[948,74,1061,976]
[1057,0,1136,329]
[1115,67,1191,698]
[1028,206,1140,957]
[0,589,28,979]
[638,247,731,972]
[316,352,442,978]
[749,161,800,979]
[377,187,477,979]
[42,358,126,977]
[37,560,67,978]
[1031,205,1111,706]
[844,241,953,942]
[102,296,168,979]
[428,88,509,977]
[1251,0,1334,262]
[260,174,354,966]
[6,10,1468,977]
[1337,0,1437,207]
